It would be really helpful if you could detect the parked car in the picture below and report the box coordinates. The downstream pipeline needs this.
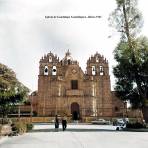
[91,119,110,125]
[113,118,125,126]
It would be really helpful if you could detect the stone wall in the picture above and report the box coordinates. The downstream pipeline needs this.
[29,51,126,119]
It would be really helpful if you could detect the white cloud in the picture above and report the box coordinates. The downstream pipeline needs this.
[0,0,147,91]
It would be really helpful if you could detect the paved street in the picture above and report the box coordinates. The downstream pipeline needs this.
[0,124,148,148]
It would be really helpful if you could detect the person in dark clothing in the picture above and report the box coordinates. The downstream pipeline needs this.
[62,116,67,131]
[55,115,59,131]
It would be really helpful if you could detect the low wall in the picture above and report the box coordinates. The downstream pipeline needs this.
[31,117,54,123]
[8,117,55,123]
[1,116,143,124]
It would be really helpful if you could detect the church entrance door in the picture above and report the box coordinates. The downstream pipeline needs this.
[71,102,80,120]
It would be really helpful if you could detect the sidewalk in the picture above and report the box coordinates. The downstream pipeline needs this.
[0,124,148,148]
[0,136,8,144]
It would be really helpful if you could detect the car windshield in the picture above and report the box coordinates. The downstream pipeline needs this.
[98,119,104,121]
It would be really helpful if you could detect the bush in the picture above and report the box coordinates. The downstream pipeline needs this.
[0,118,9,124]
[126,122,146,129]
[26,123,33,132]
[10,122,33,135]
[15,122,27,134]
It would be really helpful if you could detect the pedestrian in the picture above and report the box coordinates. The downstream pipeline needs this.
[55,115,59,132]
[62,116,67,131]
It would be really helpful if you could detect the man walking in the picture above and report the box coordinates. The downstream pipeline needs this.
[62,116,67,131]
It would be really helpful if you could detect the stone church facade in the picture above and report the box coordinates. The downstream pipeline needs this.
[31,51,126,120]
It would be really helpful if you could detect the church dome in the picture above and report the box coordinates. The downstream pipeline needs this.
[62,50,73,64]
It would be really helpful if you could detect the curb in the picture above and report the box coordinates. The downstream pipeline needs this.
[123,128,148,132]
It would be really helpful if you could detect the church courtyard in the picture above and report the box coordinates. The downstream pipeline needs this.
[0,124,148,148]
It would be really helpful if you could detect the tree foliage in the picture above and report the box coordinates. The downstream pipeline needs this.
[109,0,143,40]
[0,63,29,117]
[109,0,148,109]
[114,36,148,108]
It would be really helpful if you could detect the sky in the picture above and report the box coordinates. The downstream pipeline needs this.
[0,0,148,92]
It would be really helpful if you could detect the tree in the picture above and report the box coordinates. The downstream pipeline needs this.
[109,0,143,41]
[109,0,148,115]
[0,63,29,119]
[114,37,148,108]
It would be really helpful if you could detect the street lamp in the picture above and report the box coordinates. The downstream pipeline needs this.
[123,100,127,118]
[31,93,34,122]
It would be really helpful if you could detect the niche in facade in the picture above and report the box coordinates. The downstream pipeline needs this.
[52,66,57,75]
[49,56,52,62]
[44,66,48,75]
[96,57,99,63]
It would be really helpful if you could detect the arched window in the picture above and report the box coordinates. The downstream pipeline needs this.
[92,66,96,75]
[99,66,104,75]
[52,66,57,75]
[44,66,48,75]
[68,59,71,65]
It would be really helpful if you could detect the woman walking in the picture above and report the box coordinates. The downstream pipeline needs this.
[55,115,59,132]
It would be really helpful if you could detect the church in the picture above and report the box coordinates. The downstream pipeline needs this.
[31,50,126,120]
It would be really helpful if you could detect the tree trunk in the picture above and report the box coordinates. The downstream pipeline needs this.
[142,107,148,123]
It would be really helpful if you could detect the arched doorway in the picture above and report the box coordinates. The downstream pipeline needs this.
[71,102,80,120]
